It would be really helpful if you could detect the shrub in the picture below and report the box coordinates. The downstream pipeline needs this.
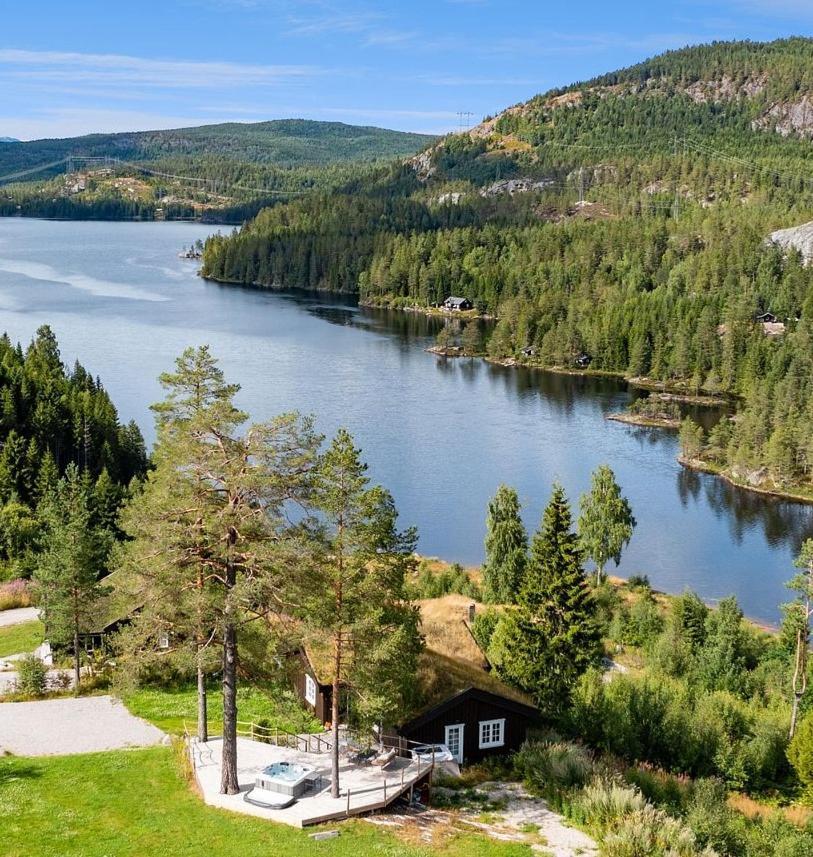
[0,578,33,611]
[471,608,500,652]
[578,781,646,832]
[14,654,47,696]
[788,712,813,800]
[515,740,594,793]
[684,778,747,856]
[601,804,717,856]
[620,596,664,648]
[626,574,651,591]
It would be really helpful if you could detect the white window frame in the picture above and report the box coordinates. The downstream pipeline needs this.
[478,718,505,749]
[444,723,465,763]
[304,674,317,706]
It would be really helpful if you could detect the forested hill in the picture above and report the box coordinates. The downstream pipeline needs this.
[0,120,435,174]
[202,37,813,498]
[0,120,434,222]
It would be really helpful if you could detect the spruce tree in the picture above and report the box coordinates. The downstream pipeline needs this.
[34,463,111,688]
[498,483,601,712]
[483,485,527,603]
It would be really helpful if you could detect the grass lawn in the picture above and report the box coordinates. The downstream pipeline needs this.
[0,620,43,658]
[0,747,531,857]
[123,681,321,736]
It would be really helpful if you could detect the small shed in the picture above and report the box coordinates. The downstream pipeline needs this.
[443,296,473,311]
[755,311,778,324]
[575,352,592,369]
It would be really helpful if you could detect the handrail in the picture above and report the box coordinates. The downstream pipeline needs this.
[235,719,332,754]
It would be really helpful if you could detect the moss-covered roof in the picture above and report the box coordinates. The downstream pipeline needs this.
[301,595,535,720]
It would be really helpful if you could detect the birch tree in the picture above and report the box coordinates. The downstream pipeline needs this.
[578,465,636,583]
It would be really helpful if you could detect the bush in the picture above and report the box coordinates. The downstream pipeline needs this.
[626,574,651,591]
[684,778,746,856]
[515,740,594,793]
[0,578,33,611]
[788,712,813,800]
[621,596,664,648]
[601,804,717,857]
[471,608,500,652]
[578,782,647,831]
[14,654,47,696]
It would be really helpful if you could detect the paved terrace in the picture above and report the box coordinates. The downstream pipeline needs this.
[190,737,432,827]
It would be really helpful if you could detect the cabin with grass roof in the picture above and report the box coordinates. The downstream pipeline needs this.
[292,594,539,765]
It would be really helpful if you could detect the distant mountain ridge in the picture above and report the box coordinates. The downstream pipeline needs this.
[0,119,435,176]
[0,137,18,143]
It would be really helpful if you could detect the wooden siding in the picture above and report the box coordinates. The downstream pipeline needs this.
[399,688,537,764]
[292,651,332,725]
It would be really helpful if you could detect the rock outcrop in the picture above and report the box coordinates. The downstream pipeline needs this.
[769,221,813,265]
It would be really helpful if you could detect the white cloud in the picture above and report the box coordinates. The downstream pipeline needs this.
[0,49,322,90]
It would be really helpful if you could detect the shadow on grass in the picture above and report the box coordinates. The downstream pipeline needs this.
[0,759,43,786]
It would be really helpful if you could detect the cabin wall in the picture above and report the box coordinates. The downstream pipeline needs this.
[292,653,332,725]
[400,696,534,764]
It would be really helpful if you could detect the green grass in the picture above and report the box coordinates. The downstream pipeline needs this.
[0,620,43,658]
[0,747,530,857]
[123,681,320,736]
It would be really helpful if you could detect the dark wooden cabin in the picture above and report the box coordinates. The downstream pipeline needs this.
[443,296,473,311]
[398,685,538,764]
[291,595,539,764]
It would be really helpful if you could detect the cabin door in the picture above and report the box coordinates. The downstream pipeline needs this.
[444,723,465,763]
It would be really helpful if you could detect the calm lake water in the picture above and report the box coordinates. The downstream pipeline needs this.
[0,218,811,623]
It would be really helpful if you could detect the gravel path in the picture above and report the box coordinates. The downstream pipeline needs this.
[0,695,165,756]
[0,607,39,627]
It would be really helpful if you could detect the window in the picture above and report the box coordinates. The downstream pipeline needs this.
[479,718,505,749]
[305,674,317,706]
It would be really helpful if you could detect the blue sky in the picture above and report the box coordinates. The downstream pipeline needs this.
[1,0,812,140]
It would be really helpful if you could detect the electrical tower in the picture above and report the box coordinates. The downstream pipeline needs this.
[457,111,475,132]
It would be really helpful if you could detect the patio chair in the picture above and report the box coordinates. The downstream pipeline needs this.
[370,748,397,769]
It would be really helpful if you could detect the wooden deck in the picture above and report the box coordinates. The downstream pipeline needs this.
[189,736,433,827]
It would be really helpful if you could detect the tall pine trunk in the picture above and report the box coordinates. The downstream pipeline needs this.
[196,567,208,743]
[197,657,208,743]
[220,553,239,795]
[73,628,81,691]
[330,631,342,799]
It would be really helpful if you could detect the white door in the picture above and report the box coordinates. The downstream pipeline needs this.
[444,723,465,763]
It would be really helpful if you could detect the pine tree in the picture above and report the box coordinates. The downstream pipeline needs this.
[497,484,601,712]
[305,429,421,798]
[483,485,527,603]
[121,346,320,794]
[578,465,636,582]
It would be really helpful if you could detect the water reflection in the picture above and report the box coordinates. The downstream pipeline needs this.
[0,219,811,622]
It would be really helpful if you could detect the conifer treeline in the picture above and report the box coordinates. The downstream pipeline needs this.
[202,38,813,492]
[0,326,148,578]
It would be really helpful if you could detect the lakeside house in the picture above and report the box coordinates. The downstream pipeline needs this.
[442,296,473,312]
[292,594,538,765]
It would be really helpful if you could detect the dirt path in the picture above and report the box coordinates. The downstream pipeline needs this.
[0,695,165,756]
[0,607,39,627]
[368,781,597,857]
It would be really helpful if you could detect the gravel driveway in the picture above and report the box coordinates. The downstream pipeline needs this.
[0,695,165,756]
[0,607,39,628]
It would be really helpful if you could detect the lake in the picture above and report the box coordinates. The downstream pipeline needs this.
[0,217,810,623]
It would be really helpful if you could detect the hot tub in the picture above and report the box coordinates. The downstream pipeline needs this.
[255,761,316,798]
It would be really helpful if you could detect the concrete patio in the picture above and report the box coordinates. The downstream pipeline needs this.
[190,736,433,827]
